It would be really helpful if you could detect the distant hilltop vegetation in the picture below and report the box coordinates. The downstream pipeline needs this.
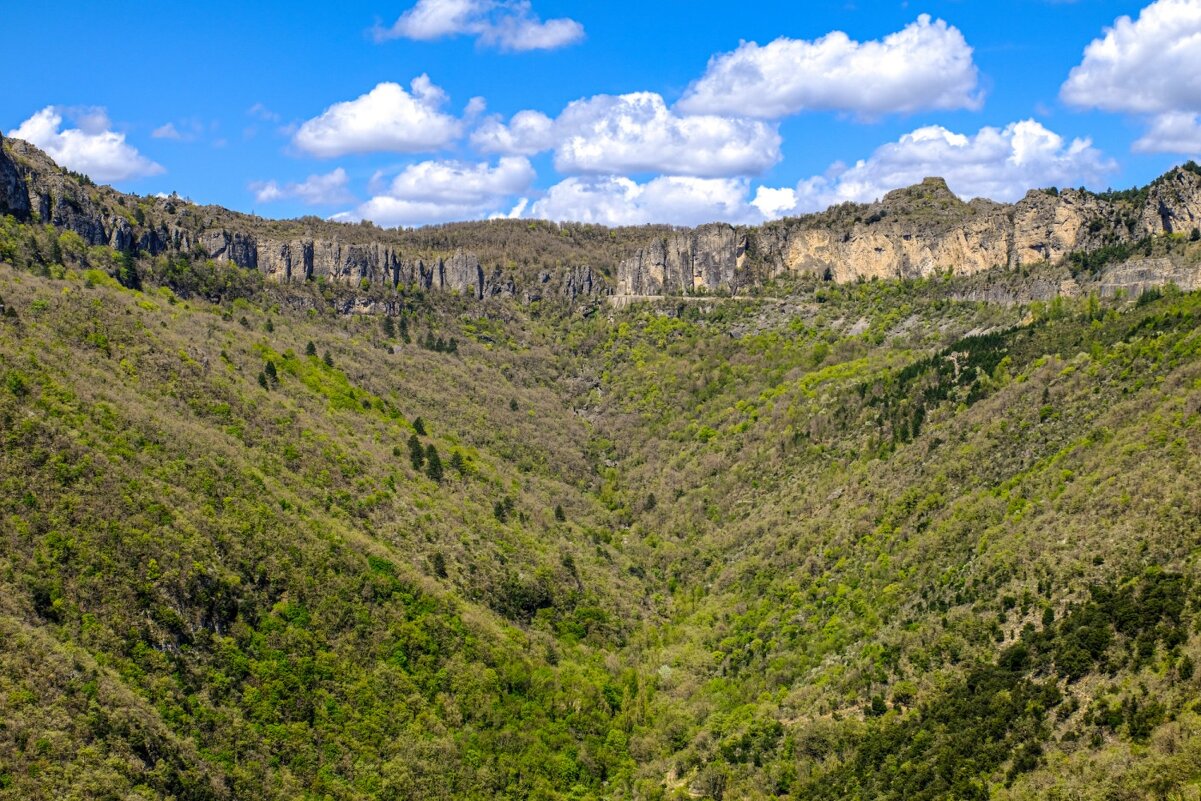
[4,131,1201,303]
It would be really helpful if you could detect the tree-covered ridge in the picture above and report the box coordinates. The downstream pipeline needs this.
[2,212,1201,799]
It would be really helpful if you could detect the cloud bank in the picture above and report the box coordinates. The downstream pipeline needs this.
[474,92,781,177]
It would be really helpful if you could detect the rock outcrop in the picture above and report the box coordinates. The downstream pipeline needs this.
[0,133,30,220]
[7,128,1201,306]
[0,135,609,305]
[1141,169,1201,235]
[616,171,1201,296]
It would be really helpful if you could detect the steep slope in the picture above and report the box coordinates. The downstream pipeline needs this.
[5,143,1201,800]
[574,284,1201,798]
[0,263,657,800]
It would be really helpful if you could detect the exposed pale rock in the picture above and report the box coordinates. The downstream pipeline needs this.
[7,128,1201,305]
[440,251,483,299]
[616,169,1201,296]
[1098,258,1201,297]
[1141,169,1201,236]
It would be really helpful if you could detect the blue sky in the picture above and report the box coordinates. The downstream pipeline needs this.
[7,0,1201,227]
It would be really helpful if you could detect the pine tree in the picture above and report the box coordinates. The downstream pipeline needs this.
[425,444,443,481]
[408,434,424,471]
[382,316,396,338]
[116,251,141,290]
[412,417,426,436]
[305,341,317,356]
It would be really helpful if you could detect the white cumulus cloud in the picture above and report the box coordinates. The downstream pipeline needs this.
[1061,0,1201,155]
[293,77,463,158]
[1134,111,1201,154]
[678,15,982,119]
[750,186,800,219]
[250,168,356,205]
[1061,0,1201,115]
[760,120,1116,217]
[530,175,758,226]
[374,0,583,51]
[10,106,164,182]
[341,156,535,227]
[471,109,556,155]
[472,92,780,177]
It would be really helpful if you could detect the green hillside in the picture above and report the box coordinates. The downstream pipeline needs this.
[3,214,1201,800]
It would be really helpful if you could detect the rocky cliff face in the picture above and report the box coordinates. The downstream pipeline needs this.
[7,129,1201,305]
[617,172,1201,296]
[617,224,751,295]
[0,135,607,304]
[0,134,30,220]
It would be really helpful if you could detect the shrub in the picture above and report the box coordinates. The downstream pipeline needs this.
[5,371,28,397]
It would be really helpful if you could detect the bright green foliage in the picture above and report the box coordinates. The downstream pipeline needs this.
[5,231,1201,801]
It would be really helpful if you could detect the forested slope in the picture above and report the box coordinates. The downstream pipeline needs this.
[3,205,1201,800]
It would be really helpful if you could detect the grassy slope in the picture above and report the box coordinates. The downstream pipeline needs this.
[2,242,1201,800]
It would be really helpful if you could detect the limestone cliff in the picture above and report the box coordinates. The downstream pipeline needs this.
[7,128,1201,305]
[0,134,608,304]
[617,171,1201,296]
